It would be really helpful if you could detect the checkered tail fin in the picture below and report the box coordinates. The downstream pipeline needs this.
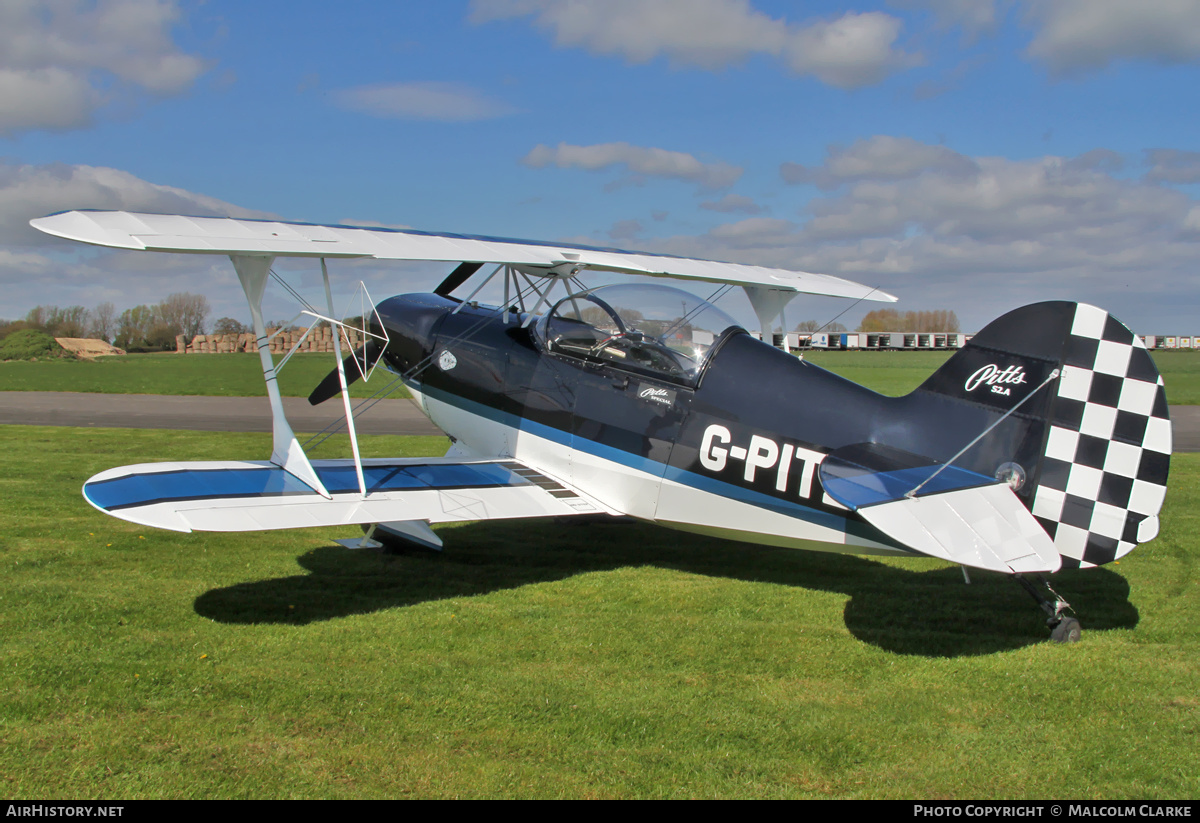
[1031,304,1170,568]
[919,302,1170,569]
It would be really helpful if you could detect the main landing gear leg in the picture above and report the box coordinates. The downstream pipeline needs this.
[1014,574,1081,643]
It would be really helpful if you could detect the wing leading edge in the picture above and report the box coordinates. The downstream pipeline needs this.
[84,457,611,533]
[31,210,896,302]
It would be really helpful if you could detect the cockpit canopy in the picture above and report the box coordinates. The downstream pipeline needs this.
[536,283,743,384]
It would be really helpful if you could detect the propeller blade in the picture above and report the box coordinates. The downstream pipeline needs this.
[435,262,483,296]
[308,340,384,406]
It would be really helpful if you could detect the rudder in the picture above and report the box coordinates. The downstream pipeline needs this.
[1031,303,1170,568]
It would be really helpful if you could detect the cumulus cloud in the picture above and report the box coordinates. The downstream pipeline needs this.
[470,0,919,89]
[891,0,1001,38]
[1024,0,1200,74]
[522,141,743,190]
[2,161,269,247]
[790,143,1189,251]
[0,161,280,319]
[782,10,921,88]
[700,193,762,214]
[0,0,207,137]
[616,137,1200,331]
[608,219,643,241]
[331,81,518,122]
[781,135,977,189]
[1144,149,1200,185]
[0,68,99,134]
[1063,148,1124,174]
[707,217,796,246]
[0,163,450,323]
[896,1,1200,76]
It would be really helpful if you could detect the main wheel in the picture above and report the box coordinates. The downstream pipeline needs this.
[1050,616,1082,643]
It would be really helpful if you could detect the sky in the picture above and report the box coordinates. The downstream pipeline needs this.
[3,0,1200,334]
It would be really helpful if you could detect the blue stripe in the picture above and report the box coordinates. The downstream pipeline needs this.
[86,467,315,511]
[85,461,528,512]
[822,465,995,510]
[660,464,851,530]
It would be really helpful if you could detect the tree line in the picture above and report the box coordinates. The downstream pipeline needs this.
[856,308,960,333]
[793,309,960,334]
[2,294,213,352]
[0,293,310,353]
[5,293,960,351]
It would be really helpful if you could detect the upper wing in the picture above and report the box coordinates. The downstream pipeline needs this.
[84,457,613,533]
[31,210,896,302]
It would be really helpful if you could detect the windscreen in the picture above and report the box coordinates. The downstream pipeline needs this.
[538,283,742,383]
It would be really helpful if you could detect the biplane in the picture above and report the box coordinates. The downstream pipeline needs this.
[31,210,1172,641]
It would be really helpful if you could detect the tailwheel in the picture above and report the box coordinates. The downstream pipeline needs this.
[1015,574,1082,643]
[1050,616,1082,644]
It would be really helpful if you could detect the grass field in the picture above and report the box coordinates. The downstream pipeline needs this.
[3,349,1198,403]
[803,349,1200,404]
[1,425,1196,799]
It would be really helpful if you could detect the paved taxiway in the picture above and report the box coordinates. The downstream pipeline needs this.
[1,392,1197,451]
[0,391,442,436]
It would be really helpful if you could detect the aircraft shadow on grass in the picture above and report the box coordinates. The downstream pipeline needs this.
[192,518,1139,658]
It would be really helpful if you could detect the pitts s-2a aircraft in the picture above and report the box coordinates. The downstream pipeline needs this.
[33,211,1172,641]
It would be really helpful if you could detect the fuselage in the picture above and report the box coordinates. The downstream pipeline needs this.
[371,290,933,557]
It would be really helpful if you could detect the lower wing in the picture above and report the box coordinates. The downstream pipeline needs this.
[83,458,611,533]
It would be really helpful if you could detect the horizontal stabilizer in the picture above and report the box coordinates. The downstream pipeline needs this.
[856,484,1061,574]
[817,442,1060,573]
[818,442,997,510]
[83,458,609,533]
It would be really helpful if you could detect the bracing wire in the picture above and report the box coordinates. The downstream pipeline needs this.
[301,273,550,451]
[810,286,883,338]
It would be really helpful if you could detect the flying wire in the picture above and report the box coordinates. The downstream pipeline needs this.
[810,286,883,339]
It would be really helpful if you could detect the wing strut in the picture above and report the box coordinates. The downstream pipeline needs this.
[743,286,798,349]
[321,258,368,497]
[230,254,330,498]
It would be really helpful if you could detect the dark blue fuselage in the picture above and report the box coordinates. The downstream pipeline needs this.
[373,293,1051,551]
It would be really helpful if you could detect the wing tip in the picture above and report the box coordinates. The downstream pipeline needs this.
[31,210,145,250]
